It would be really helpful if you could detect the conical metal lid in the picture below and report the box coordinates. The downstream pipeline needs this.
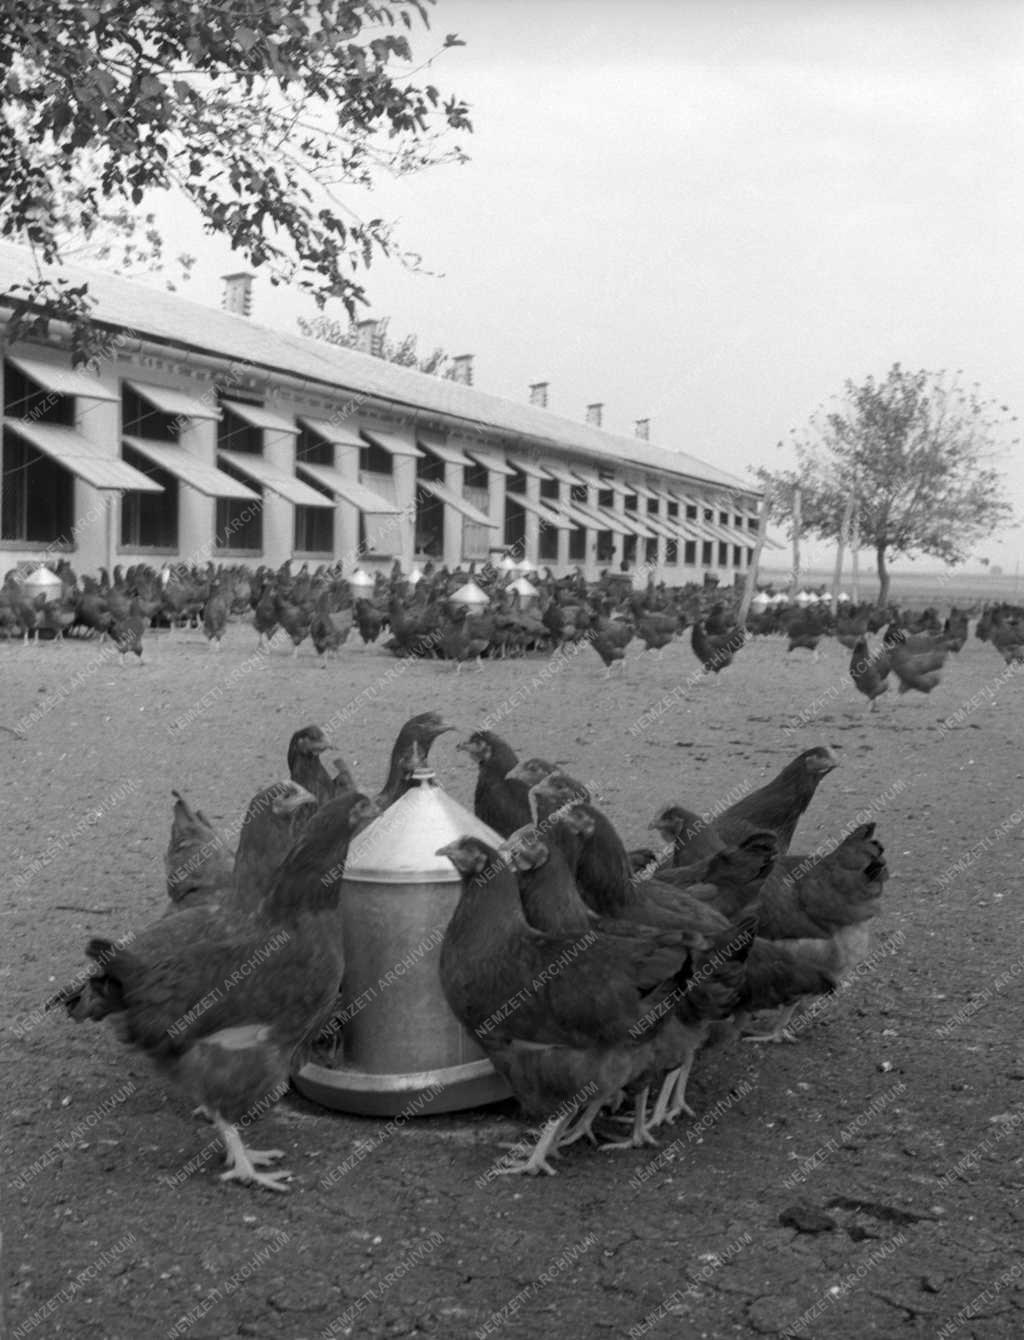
[344,771,503,883]
[449,579,489,607]
[21,566,62,598]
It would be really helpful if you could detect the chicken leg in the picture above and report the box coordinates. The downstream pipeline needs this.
[493,1112,573,1176]
[215,1117,292,1193]
[601,1087,659,1150]
[557,1097,605,1149]
[742,1001,802,1044]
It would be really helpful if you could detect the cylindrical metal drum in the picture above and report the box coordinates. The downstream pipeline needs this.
[293,769,513,1116]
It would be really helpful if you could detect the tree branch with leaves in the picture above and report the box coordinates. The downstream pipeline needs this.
[0,0,470,362]
[756,363,1017,606]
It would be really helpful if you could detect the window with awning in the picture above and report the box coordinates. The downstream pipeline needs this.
[3,419,161,492]
[606,507,657,540]
[121,443,179,549]
[296,462,403,514]
[505,452,547,479]
[465,446,515,477]
[416,478,498,527]
[514,492,575,532]
[126,380,221,421]
[220,399,298,438]
[360,428,423,458]
[217,450,329,507]
[6,354,119,402]
[417,437,473,468]
[1,427,74,544]
[539,460,581,488]
[298,416,364,453]
[123,436,257,500]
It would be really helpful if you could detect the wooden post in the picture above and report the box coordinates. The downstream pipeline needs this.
[736,495,770,629]
[789,485,801,598]
[831,491,855,616]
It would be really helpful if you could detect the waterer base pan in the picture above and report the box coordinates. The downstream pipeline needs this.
[293,1058,512,1117]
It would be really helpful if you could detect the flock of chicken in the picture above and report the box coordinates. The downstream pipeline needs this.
[5,560,1023,694]
[50,713,889,1189]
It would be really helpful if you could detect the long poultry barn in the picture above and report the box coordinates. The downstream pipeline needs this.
[0,243,770,582]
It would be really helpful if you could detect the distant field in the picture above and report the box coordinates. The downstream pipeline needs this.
[757,564,1022,608]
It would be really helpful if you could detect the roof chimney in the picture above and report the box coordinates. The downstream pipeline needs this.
[222,272,253,317]
[585,402,603,428]
[529,382,549,408]
[634,418,650,440]
[353,318,384,357]
[451,354,474,386]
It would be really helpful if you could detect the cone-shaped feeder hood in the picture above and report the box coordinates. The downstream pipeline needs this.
[345,769,501,882]
[21,566,63,602]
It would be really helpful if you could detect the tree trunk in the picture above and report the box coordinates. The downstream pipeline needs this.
[876,544,891,608]
[850,506,860,602]
[790,486,802,597]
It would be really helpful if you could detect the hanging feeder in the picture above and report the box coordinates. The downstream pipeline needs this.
[20,566,62,604]
[448,579,490,610]
[293,770,512,1116]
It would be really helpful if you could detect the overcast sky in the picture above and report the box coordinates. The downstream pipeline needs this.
[159,0,1024,573]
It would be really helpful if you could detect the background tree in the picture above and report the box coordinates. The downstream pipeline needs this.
[756,363,1017,606]
[299,314,455,377]
[0,0,470,362]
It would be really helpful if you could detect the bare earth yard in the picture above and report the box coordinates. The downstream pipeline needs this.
[3,626,1024,1339]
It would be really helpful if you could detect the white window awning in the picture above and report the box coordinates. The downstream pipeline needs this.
[465,446,516,477]
[551,499,598,531]
[605,478,630,497]
[615,508,659,540]
[591,507,636,536]
[126,381,221,421]
[296,462,403,514]
[217,450,329,507]
[4,418,161,492]
[221,400,298,436]
[417,479,499,528]
[510,492,575,531]
[640,513,678,541]
[566,464,611,492]
[539,460,581,488]
[624,478,659,502]
[298,416,364,451]
[361,428,423,458]
[416,437,473,468]
[6,355,119,402]
[123,436,258,500]
[505,452,547,480]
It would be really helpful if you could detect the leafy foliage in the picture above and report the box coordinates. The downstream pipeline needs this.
[298,313,456,376]
[0,1,470,360]
[757,364,1017,601]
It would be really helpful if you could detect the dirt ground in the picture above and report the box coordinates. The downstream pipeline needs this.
[3,623,1023,1340]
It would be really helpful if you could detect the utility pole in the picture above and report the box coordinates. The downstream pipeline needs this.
[737,495,771,628]
[831,491,855,616]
